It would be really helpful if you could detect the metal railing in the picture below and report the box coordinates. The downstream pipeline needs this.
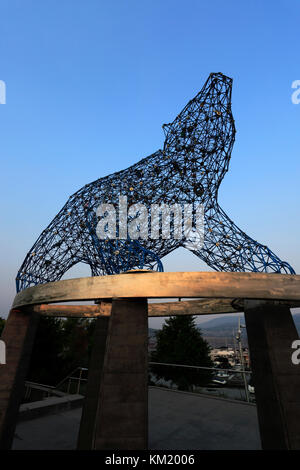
[25,363,254,404]
[55,367,88,395]
[23,381,64,402]
[149,361,253,403]
[22,369,88,403]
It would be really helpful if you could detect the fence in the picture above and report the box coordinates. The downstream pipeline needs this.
[24,364,254,404]
[55,367,88,395]
[149,361,254,403]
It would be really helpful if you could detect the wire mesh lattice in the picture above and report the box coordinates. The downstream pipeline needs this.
[16,72,295,292]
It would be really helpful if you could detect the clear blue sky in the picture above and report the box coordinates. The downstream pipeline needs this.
[0,0,299,325]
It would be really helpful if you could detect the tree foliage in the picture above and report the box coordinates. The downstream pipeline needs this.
[27,317,66,385]
[150,316,213,390]
[27,317,96,386]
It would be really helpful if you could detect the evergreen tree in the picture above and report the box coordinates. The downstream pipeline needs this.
[27,317,95,386]
[60,317,91,371]
[27,316,66,385]
[150,315,213,391]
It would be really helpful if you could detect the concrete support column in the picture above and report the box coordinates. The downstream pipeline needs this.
[244,300,300,449]
[78,297,148,450]
[77,312,110,449]
[0,308,39,449]
[95,297,148,450]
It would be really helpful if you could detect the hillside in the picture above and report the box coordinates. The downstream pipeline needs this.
[197,313,300,347]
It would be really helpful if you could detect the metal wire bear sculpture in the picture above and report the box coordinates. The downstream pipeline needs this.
[16,72,295,292]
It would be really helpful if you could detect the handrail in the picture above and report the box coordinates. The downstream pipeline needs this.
[55,368,79,389]
[149,361,253,403]
[149,361,252,374]
[25,381,56,390]
[55,367,88,395]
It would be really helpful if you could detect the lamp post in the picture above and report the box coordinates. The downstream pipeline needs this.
[236,317,250,403]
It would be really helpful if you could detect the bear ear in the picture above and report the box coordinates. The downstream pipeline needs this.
[162,122,172,138]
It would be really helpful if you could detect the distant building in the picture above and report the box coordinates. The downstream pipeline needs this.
[210,347,250,368]
[210,347,235,365]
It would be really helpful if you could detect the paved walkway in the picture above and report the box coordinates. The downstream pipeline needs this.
[149,388,260,450]
[12,387,261,450]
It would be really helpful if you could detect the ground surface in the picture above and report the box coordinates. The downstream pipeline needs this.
[12,387,261,450]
